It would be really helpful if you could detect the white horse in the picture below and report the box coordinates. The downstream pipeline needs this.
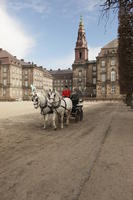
[31,87,57,130]
[48,90,72,129]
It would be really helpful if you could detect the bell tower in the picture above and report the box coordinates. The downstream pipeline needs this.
[74,16,88,63]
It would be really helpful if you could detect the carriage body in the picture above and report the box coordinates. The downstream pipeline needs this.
[71,99,83,122]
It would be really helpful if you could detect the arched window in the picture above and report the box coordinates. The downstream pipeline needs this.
[111,70,116,82]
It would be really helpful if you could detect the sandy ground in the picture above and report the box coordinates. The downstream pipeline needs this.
[0,101,133,200]
[0,101,104,119]
[0,101,38,119]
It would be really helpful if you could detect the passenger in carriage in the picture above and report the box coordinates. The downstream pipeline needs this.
[62,85,71,98]
[70,88,82,108]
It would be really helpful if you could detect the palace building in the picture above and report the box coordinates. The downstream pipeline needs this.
[50,17,121,99]
[21,59,53,100]
[0,48,53,101]
[50,68,73,94]
[72,16,97,97]
[96,39,121,99]
[0,49,23,101]
[72,16,121,99]
[0,17,121,101]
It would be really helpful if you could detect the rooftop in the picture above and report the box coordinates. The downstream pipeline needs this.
[102,39,118,49]
[0,48,21,65]
[49,68,72,75]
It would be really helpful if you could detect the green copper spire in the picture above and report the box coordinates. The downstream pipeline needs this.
[80,15,83,26]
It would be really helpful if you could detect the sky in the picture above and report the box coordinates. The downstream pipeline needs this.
[0,0,118,70]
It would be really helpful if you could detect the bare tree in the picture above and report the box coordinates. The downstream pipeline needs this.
[101,0,133,102]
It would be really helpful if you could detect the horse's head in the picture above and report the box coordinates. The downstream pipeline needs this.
[32,91,49,109]
[48,90,61,106]
[32,93,40,109]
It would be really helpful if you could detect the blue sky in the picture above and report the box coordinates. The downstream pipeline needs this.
[0,0,118,69]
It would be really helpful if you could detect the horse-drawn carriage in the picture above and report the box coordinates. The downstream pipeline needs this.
[71,98,83,122]
[31,85,83,129]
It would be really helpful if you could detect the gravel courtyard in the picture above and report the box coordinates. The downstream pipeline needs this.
[0,101,133,200]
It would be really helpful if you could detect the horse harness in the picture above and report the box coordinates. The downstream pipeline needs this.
[52,98,69,115]
[33,94,53,115]
[40,98,54,115]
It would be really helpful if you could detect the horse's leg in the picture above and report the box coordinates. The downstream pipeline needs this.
[52,112,57,130]
[66,112,69,125]
[61,112,64,129]
[66,111,70,125]
[43,114,48,129]
[43,115,46,129]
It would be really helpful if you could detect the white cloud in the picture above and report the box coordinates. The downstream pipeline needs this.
[89,46,101,60]
[86,0,102,11]
[8,0,51,14]
[0,1,35,58]
[76,0,103,13]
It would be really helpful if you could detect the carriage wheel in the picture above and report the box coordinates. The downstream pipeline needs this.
[79,110,83,121]
[75,110,80,122]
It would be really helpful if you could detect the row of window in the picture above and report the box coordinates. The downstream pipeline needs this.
[2,67,22,76]
[34,71,43,77]
[1,88,23,96]
[101,85,116,94]
[12,90,22,96]
[54,79,72,83]
[101,71,116,82]
[2,79,22,87]
[11,67,22,74]
[12,80,22,87]
[101,59,116,67]
[54,86,72,91]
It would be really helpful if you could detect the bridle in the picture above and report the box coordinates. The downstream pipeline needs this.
[32,94,40,109]
[32,92,54,114]
[48,92,61,107]
[49,92,68,110]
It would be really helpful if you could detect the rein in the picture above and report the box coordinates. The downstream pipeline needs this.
[40,97,54,115]
[61,98,67,110]
[53,97,69,111]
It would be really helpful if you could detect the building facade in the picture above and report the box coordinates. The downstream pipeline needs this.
[0,17,121,101]
[21,60,52,100]
[72,17,97,97]
[96,39,121,99]
[0,49,23,101]
[0,49,53,101]
[50,68,73,95]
